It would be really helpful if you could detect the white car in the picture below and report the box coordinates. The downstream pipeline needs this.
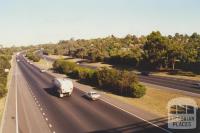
[85,91,100,100]
[30,62,33,65]
[40,69,47,73]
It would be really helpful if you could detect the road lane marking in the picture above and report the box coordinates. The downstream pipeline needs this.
[18,56,53,133]
[100,98,172,133]
[49,124,52,128]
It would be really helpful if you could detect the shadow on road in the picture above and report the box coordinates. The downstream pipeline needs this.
[89,109,200,133]
[44,87,58,97]
[88,117,169,133]
[89,114,200,133]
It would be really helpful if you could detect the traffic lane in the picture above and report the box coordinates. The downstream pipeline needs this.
[18,57,168,133]
[17,63,50,133]
[138,76,200,94]
[139,75,198,88]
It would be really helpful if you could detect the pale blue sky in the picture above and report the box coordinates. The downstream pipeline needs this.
[0,0,200,46]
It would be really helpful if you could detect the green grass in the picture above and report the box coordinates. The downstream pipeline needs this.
[106,85,200,117]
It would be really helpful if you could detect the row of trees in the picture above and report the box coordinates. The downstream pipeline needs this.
[0,48,13,97]
[41,31,200,73]
[53,60,146,98]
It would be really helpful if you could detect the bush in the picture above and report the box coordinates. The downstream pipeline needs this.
[0,84,7,97]
[52,60,146,98]
[69,67,98,84]
[130,83,146,98]
[0,55,10,98]
[53,60,76,74]
[96,67,120,89]
[26,53,40,62]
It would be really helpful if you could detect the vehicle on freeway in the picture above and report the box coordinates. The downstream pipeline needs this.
[30,62,33,65]
[85,91,100,100]
[52,78,74,97]
[40,69,47,73]
[17,59,20,62]
[140,71,151,76]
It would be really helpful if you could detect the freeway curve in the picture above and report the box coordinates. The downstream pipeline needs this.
[9,54,171,133]
[41,54,200,95]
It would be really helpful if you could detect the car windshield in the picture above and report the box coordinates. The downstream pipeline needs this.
[91,92,97,95]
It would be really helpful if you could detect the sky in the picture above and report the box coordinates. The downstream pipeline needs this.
[0,0,200,47]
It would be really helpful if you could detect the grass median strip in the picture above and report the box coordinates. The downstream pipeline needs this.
[106,85,200,117]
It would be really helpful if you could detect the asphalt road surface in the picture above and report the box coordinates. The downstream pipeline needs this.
[2,55,172,133]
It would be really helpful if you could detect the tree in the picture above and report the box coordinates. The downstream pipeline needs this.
[143,31,168,70]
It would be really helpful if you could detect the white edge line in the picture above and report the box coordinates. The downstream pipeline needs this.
[15,61,19,133]
[100,98,172,133]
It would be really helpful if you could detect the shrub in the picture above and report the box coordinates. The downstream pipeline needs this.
[69,67,98,84]
[26,53,40,62]
[0,84,7,97]
[52,60,146,98]
[117,71,138,95]
[130,83,146,98]
[96,67,120,89]
[53,60,76,74]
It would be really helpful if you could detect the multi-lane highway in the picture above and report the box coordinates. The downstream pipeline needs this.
[41,54,200,95]
[1,55,172,133]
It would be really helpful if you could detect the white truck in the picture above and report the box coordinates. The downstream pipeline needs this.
[52,78,74,97]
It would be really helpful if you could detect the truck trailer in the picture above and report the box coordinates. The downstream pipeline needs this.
[52,78,74,97]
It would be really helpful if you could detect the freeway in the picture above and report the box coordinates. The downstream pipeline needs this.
[41,54,200,95]
[1,55,172,133]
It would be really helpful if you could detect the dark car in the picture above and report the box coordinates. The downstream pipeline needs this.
[140,71,151,76]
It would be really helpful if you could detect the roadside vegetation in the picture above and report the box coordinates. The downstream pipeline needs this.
[40,31,200,75]
[53,59,146,98]
[0,49,12,97]
[26,52,41,62]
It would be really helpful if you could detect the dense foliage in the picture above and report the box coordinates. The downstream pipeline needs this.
[53,60,146,98]
[41,32,200,74]
[0,48,13,97]
[26,52,41,62]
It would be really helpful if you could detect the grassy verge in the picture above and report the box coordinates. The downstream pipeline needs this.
[0,97,6,123]
[106,85,200,117]
[152,72,200,81]
[34,59,53,69]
